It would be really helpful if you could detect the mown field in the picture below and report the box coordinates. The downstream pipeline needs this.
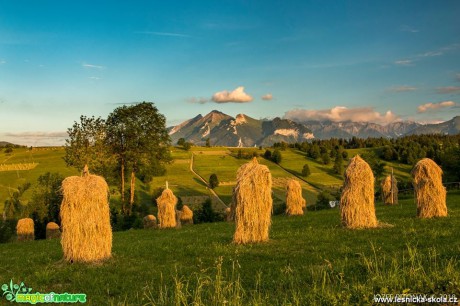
[0,191,459,305]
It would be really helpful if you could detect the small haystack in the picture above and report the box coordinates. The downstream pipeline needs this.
[143,215,157,229]
[156,188,177,228]
[381,175,398,205]
[46,222,61,239]
[340,155,378,229]
[285,179,305,215]
[233,158,272,244]
[180,205,194,225]
[17,218,34,241]
[60,166,112,263]
[412,158,447,218]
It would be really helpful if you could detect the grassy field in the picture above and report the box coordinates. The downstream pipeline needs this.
[0,191,459,305]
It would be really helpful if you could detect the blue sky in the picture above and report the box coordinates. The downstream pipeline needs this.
[0,0,459,145]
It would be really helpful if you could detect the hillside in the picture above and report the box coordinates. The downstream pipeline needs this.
[1,192,459,305]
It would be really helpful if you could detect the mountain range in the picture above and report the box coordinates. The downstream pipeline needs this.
[169,111,460,147]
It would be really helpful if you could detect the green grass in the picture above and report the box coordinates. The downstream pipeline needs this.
[1,191,459,305]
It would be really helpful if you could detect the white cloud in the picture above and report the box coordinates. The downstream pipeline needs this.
[388,85,417,92]
[437,86,460,94]
[284,106,399,124]
[187,97,209,104]
[394,60,413,66]
[212,86,253,103]
[82,63,105,69]
[261,93,273,100]
[417,101,456,113]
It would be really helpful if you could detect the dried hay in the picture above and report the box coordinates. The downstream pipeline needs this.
[340,155,378,229]
[381,175,398,205]
[233,158,272,244]
[46,222,61,239]
[180,205,194,225]
[143,215,157,229]
[156,188,177,228]
[412,158,447,218]
[17,218,34,241]
[60,167,112,263]
[285,179,305,215]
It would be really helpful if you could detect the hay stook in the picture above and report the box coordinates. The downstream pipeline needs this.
[46,222,61,239]
[285,179,305,215]
[180,205,194,225]
[143,215,158,229]
[156,188,177,229]
[17,218,34,241]
[381,174,398,205]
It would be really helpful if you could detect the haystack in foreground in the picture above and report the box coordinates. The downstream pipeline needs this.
[340,155,378,229]
[285,179,305,215]
[17,218,34,241]
[412,158,447,218]
[143,215,158,229]
[156,188,177,228]
[46,222,61,239]
[61,167,112,263]
[233,158,272,244]
[180,205,194,225]
[381,175,398,205]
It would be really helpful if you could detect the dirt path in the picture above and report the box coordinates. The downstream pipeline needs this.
[189,153,228,209]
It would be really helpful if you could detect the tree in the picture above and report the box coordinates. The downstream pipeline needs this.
[183,142,192,151]
[321,152,331,165]
[308,144,320,159]
[64,115,112,176]
[106,102,171,215]
[301,164,311,177]
[209,174,219,189]
[205,138,211,147]
[177,138,185,146]
[263,149,272,159]
[333,154,344,175]
[361,151,385,179]
[272,149,282,164]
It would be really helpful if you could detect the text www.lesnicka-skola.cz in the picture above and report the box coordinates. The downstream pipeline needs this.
[374,294,458,304]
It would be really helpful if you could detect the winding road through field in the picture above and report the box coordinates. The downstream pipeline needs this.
[189,153,228,209]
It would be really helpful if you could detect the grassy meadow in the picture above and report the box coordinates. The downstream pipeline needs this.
[0,191,459,305]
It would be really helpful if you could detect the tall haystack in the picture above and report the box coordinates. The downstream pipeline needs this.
[233,158,272,244]
[412,158,447,218]
[180,205,194,225]
[381,175,398,205]
[61,167,112,263]
[46,222,61,239]
[17,218,34,241]
[156,188,177,228]
[340,155,378,229]
[285,179,305,215]
[143,215,157,229]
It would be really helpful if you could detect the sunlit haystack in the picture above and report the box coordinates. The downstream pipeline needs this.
[233,158,272,244]
[143,215,157,229]
[285,179,305,215]
[381,175,398,205]
[340,155,378,229]
[17,218,34,241]
[180,205,194,225]
[60,167,112,263]
[156,188,177,228]
[46,222,61,239]
[412,158,447,218]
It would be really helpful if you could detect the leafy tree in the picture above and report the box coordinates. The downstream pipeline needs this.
[205,138,211,147]
[333,154,344,175]
[321,152,331,165]
[106,102,171,215]
[301,164,311,177]
[193,199,222,223]
[263,149,272,159]
[272,149,282,164]
[341,150,348,159]
[183,142,192,151]
[308,144,320,159]
[209,173,219,189]
[361,151,385,179]
[315,190,334,210]
[177,138,185,146]
[4,147,12,154]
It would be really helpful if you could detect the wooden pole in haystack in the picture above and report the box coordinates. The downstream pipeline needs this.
[16,218,34,241]
[233,157,273,244]
[285,179,305,215]
[340,155,378,229]
[60,165,112,263]
[411,158,447,218]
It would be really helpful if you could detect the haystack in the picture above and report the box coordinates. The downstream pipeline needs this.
[143,215,157,229]
[156,188,177,228]
[17,218,34,241]
[60,167,112,263]
[381,175,398,205]
[46,222,61,239]
[412,158,447,218]
[285,179,305,215]
[180,205,194,225]
[340,155,378,229]
[233,158,272,244]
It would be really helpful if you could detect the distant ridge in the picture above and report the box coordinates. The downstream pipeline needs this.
[169,111,460,147]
